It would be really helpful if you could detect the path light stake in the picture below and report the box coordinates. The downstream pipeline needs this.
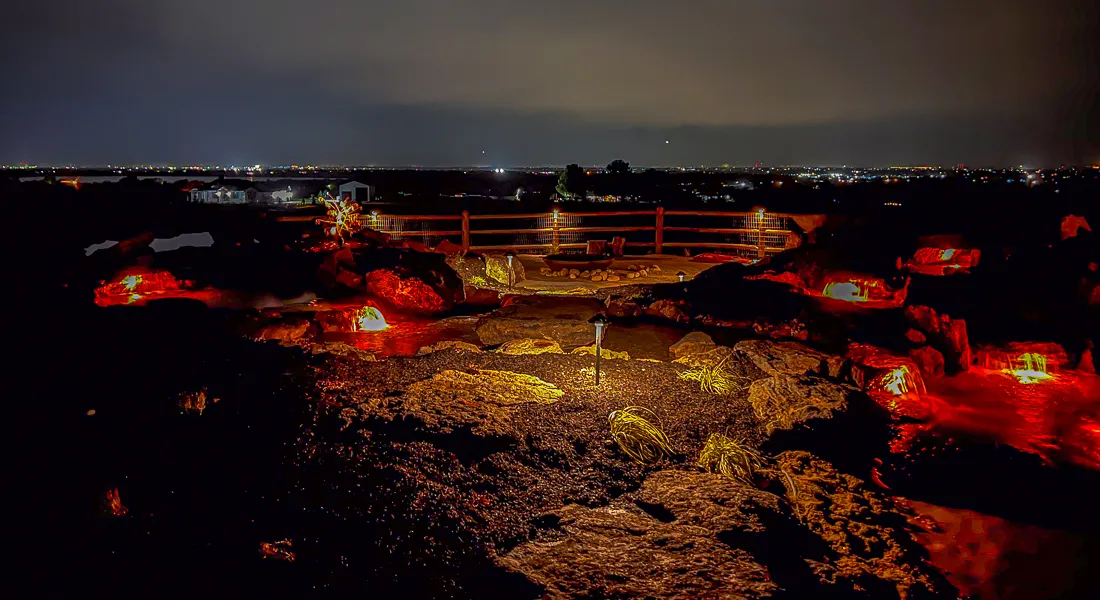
[677,270,687,282]
[505,250,516,287]
[589,313,609,385]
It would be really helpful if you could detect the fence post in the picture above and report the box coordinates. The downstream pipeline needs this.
[757,210,767,259]
[655,206,664,254]
[551,209,561,254]
[461,210,470,252]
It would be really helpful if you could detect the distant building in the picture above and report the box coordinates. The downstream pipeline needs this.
[339,181,374,203]
[188,181,320,205]
[189,184,249,204]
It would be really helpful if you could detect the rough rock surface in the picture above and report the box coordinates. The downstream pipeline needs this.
[570,344,630,360]
[669,331,717,360]
[735,339,847,379]
[606,298,643,318]
[497,338,565,355]
[309,341,377,360]
[475,296,604,346]
[748,375,851,435]
[253,320,312,343]
[645,299,691,323]
[499,471,782,599]
[356,369,563,438]
[673,345,736,368]
[415,340,483,356]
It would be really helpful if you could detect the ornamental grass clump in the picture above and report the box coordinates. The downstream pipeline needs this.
[697,433,764,485]
[608,406,674,464]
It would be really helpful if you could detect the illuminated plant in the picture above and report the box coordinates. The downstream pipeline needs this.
[678,354,747,395]
[321,194,362,240]
[608,406,674,464]
[697,433,763,485]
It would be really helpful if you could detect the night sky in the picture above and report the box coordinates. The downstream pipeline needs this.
[2,1,1096,167]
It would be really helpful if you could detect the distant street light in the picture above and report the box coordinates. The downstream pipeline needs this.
[588,313,609,385]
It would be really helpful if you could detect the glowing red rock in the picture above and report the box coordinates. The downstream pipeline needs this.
[94,269,188,306]
[364,269,448,315]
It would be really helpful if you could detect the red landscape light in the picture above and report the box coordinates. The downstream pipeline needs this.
[351,305,389,332]
[822,280,868,302]
[819,273,907,308]
[905,248,980,275]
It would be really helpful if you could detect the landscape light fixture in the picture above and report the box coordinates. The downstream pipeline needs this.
[504,250,516,287]
[588,313,609,385]
[677,271,687,282]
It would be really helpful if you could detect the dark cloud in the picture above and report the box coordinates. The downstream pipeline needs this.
[2,0,1096,165]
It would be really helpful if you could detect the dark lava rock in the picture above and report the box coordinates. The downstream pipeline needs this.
[475,296,604,346]
[908,345,945,378]
[904,305,971,374]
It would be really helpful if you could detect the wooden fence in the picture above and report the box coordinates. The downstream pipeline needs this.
[282,207,799,257]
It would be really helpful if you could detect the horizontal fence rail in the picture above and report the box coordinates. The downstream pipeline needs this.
[281,207,803,257]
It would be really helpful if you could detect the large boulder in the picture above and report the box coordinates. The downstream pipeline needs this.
[475,296,604,347]
[669,331,717,360]
[904,305,971,374]
[748,375,851,435]
[499,471,783,599]
[734,339,847,379]
[485,253,526,285]
[365,268,451,315]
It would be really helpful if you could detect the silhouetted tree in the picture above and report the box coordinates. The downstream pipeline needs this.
[556,164,586,199]
[606,159,630,175]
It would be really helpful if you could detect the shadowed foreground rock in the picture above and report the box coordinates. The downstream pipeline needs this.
[775,451,952,598]
[500,471,781,599]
